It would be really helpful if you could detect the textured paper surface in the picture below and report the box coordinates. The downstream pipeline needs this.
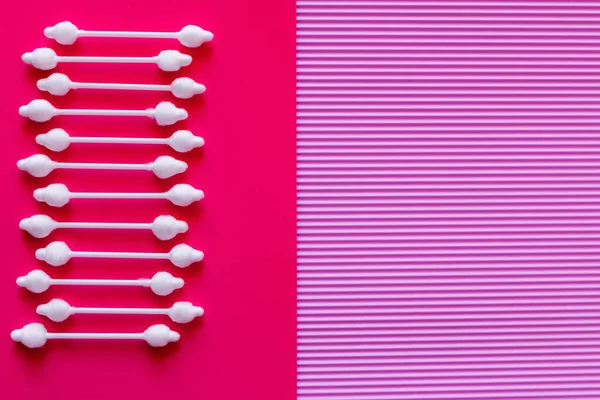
[297,1,600,399]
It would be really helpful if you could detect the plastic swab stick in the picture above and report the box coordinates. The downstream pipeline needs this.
[45,21,214,48]
[17,154,187,179]
[11,323,180,348]
[36,128,205,153]
[20,215,188,241]
[17,270,184,296]
[38,73,206,99]
[37,299,204,323]
[33,183,204,207]
[35,241,204,268]
[19,99,188,125]
[22,47,192,71]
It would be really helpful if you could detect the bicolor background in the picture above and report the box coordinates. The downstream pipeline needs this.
[4,1,600,399]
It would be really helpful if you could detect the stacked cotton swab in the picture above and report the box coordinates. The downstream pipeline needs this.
[13,21,213,349]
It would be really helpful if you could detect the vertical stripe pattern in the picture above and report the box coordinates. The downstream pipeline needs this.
[296,1,600,399]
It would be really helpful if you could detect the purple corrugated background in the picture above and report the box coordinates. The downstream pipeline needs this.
[296,1,600,399]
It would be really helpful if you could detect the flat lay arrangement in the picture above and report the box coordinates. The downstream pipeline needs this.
[12,21,212,349]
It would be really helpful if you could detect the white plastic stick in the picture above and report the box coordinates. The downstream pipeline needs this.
[33,183,204,207]
[20,215,188,240]
[38,73,206,99]
[19,99,188,125]
[17,270,184,296]
[11,323,180,348]
[17,154,187,179]
[35,242,204,268]
[45,21,214,48]
[37,299,204,323]
[22,47,192,71]
[36,128,204,153]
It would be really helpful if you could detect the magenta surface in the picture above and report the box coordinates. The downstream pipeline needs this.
[297,1,600,399]
[0,1,297,399]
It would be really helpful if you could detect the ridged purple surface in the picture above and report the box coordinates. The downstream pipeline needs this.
[296,1,600,399]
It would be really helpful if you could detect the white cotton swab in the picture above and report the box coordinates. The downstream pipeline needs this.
[11,323,180,348]
[33,183,204,207]
[17,154,187,179]
[38,73,206,99]
[22,48,192,71]
[20,215,188,241]
[36,128,205,153]
[17,270,184,296]
[37,299,204,323]
[45,21,214,48]
[35,241,204,268]
[19,99,188,125]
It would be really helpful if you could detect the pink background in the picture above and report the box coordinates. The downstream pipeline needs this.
[0,1,297,399]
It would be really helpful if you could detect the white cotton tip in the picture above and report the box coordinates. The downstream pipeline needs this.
[152,215,188,241]
[20,214,57,238]
[36,299,72,322]
[156,50,192,72]
[17,270,52,293]
[143,324,180,347]
[165,184,204,206]
[11,323,48,348]
[22,53,33,64]
[151,156,188,179]
[44,21,79,45]
[36,128,71,152]
[178,25,214,48]
[168,244,204,268]
[149,271,184,296]
[168,301,204,323]
[153,102,188,126]
[17,154,56,178]
[36,241,72,267]
[33,183,71,207]
[19,99,56,122]
[168,130,204,152]
[37,73,72,96]
[22,48,59,70]
[170,77,205,99]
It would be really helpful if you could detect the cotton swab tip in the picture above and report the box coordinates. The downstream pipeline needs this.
[176,221,189,233]
[22,52,33,64]
[35,249,46,260]
[194,83,206,94]
[180,54,192,67]
[18,105,28,117]
[16,277,26,287]
[36,79,47,91]
[11,324,48,348]
[11,329,22,342]
[16,158,27,170]
[169,331,181,342]
[43,27,54,37]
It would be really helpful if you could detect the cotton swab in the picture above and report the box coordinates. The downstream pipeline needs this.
[33,183,204,207]
[37,73,206,99]
[17,154,187,179]
[19,99,188,125]
[36,128,205,153]
[22,47,192,71]
[35,241,204,268]
[20,215,188,241]
[45,21,214,48]
[17,269,184,296]
[37,299,204,323]
[11,323,180,348]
